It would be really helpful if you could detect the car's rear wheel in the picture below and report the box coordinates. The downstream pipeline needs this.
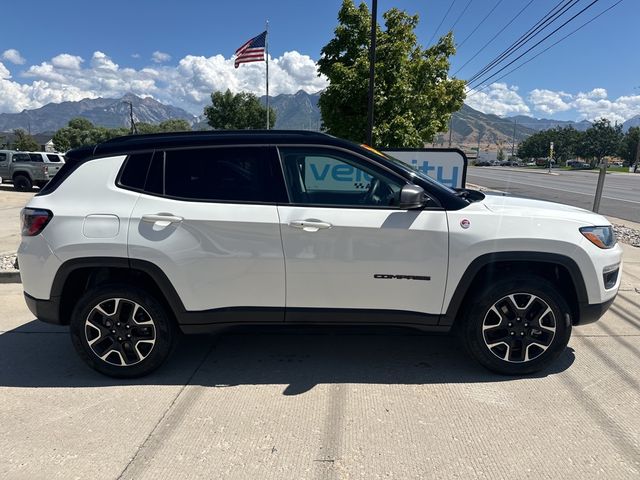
[461,275,572,375]
[70,285,175,377]
[13,174,32,191]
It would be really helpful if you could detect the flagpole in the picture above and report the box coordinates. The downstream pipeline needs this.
[265,20,269,130]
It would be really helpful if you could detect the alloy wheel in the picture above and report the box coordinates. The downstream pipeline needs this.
[84,298,157,366]
[482,293,557,363]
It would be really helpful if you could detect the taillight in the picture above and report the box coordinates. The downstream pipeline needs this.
[43,165,49,175]
[21,208,53,236]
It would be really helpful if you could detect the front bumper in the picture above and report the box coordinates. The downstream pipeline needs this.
[24,292,64,325]
[576,297,615,325]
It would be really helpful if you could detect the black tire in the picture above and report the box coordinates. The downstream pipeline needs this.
[70,284,176,377]
[13,174,32,191]
[460,275,572,375]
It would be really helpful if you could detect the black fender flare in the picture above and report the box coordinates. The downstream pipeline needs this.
[440,251,588,326]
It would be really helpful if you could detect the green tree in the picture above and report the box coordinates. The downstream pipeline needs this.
[497,148,505,161]
[517,129,553,160]
[576,118,623,166]
[619,126,640,166]
[204,89,275,130]
[317,0,466,148]
[517,126,583,164]
[13,129,40,151]
[52,118,128,151]
[157,119,192,132]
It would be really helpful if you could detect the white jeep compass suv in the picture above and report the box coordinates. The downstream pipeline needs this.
[18,131,622,377]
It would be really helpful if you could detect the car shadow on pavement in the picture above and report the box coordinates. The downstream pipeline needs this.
[0,320,575,393]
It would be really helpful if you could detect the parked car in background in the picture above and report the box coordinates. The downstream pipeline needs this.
[568,161,592,170]
[475,160,492,166]
[0,150,65,190]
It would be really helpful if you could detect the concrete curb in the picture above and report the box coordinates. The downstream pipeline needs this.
[0,271,21,284]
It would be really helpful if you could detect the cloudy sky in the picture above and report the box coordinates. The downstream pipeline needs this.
[1,0,638,122]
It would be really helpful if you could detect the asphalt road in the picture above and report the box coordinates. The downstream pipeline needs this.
[1,244,639,479]
[467,167,640,223]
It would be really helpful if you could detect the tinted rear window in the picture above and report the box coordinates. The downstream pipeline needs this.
[119,152,153,190]
[28,153,43,162]
[46,154,62,162]
[160,147,286,203]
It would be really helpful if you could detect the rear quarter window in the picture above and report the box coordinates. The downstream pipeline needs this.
[46,154,62,162]
[118,152,154,190]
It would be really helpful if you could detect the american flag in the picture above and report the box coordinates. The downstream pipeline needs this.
[234,31,266,68]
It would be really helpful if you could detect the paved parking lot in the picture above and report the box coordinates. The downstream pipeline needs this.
[1,242,639,479]
[0,185,33,254]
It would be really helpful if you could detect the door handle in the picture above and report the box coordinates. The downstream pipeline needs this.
[289,220,332,232]
[141,214,183,226]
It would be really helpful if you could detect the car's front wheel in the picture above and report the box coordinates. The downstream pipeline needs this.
[461,275,572,375]
[70,285,175,377]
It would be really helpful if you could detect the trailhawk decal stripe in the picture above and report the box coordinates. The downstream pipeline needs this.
[374,274,431,281]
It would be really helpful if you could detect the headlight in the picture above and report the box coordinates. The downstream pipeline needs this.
[580,226,616,249]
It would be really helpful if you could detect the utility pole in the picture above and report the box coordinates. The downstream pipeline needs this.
[123,101,137,135]
[448,114,454,147]
[511,119,517,157]
[548,142,554,174]
[592,155,608,212]
[366,0,377,146]
[634,136,640,173]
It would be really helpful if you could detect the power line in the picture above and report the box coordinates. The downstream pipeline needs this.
[448,0,474,33]
[457,0,503,49]
[427,0,457,46]
[453,0,535,76]
[467,0,625,97]
[467,0,580,85]
[468,0,602,90]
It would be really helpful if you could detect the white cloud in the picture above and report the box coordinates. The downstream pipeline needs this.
[50,53,84,70]
[2,49,25,65]
[465,83,531,116]
[528,89,572,115]
[131,53,141,59]
[151,51,172,64]
[0,62,11,79]
[0,50,328,115]
[469,83,640,123]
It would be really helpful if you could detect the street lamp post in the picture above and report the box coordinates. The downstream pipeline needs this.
[366,0,377,146]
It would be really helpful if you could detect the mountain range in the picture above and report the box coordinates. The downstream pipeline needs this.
[1,91,638,146]
[0,93,195,133]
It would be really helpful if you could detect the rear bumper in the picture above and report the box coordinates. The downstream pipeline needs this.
[24,292,63,325]
[576,297,615,325]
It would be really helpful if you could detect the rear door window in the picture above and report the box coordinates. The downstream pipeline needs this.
[158,146,287,203]
[12,153,32,162]
[28,153,43,162]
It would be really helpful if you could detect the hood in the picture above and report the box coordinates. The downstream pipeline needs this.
[480,193,610,226]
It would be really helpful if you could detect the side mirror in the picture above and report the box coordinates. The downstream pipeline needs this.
[398,184,426,209]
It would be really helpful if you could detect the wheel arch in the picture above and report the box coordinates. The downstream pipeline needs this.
[441,252,588,327]
[52,257,186,326]
[12,170,33,181]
